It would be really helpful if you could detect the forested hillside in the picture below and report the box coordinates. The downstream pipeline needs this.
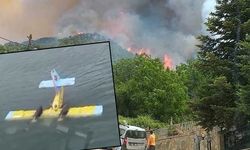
[0,33,133,62]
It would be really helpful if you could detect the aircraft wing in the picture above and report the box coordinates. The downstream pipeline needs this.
[66,105,103,118]
[39,78,75,88]
[5,110,36,120]
[39,80,54,88]
[5,105,103,121]
[57,78,75,87]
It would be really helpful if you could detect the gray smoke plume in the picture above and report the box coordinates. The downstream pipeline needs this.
[0,0,79,42]
[56,0,205,66]
[0,0,214,66]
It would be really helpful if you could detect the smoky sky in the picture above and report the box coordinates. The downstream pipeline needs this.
[0,0,215,66]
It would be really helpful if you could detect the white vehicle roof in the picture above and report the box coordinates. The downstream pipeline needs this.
[119,124,145,131]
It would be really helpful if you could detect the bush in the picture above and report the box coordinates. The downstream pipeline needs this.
[119,115,166,129]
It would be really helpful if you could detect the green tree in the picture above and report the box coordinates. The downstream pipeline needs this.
[238,35,250,117]
[194,0,250,130]
[197,0,249,82]
[0,44,6,53]
[176,59,210,100]
[119,115,165,129]
[192,76,236,131]
[58,33,106,46]
[2,43,28,52]
[114,55,188,123]
[176,59,212,120]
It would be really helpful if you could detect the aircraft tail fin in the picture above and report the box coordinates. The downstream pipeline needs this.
[51,69,60,81]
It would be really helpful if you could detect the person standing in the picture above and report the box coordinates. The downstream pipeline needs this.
[147,130,156,150]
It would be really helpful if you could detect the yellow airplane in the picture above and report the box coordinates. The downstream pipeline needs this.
[5,69,103,122]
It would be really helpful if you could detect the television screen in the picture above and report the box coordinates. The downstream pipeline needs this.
[0,42,120,150]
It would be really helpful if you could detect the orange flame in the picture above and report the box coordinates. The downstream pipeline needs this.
[77,32,84,35]
[127,47,133,52]
[163,54,173,70]
[70,30,84,36]
[127,47,151,56]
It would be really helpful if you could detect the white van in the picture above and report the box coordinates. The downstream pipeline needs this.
[119,124,147,150]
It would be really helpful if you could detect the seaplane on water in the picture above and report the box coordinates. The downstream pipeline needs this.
[5,69,103,122]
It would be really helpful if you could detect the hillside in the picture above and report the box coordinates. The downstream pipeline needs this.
[1,33,134,62]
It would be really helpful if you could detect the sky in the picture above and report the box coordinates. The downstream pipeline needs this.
[0,0,217,66]
[202,0,216,33]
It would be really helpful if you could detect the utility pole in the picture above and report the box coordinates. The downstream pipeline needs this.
[0,36,24,46]
[27,34,32,49]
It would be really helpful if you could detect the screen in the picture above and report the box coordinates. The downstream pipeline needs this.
[0,42,120,150]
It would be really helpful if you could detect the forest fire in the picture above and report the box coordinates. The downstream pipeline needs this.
[137,48,150,56]
[70,31,85,35]
[0,0,207,67]
[163,54,173,70]
[77,32,84,35]
[127,47,151,56]
[127,47,174,69]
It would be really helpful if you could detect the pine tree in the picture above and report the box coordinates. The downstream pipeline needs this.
[193,0,250,130]
[238,35,250,117]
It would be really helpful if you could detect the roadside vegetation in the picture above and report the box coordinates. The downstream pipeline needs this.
[119,115,165,129]
[114,55,190,123]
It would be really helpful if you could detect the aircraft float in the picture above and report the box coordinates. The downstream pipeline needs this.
[5,69,103,122]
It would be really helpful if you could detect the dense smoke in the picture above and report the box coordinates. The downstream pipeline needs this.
[0,0,215,66]
[56,0,205,66]
[0,0,79,42]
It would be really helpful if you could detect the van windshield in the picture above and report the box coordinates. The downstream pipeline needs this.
[120,128,126,136]
[125,130,146,139]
